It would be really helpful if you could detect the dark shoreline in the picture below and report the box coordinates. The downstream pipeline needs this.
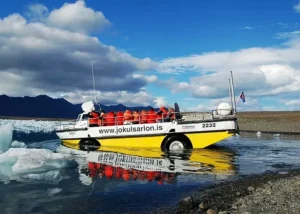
[169,168,300,214]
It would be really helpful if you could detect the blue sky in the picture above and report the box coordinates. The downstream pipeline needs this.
[0,0,300,111]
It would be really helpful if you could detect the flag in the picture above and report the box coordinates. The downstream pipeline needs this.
[240,91,245,103]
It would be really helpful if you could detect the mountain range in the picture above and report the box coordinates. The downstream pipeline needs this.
[0,95,157,119]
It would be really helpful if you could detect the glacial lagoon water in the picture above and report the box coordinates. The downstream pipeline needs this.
[0,119,300,213]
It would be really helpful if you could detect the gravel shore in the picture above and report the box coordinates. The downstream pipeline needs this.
[237,111,300,134]
[176,169,300,214]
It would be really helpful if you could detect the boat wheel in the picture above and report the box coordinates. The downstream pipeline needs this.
[169,141,185,150]
[163,135,190,152]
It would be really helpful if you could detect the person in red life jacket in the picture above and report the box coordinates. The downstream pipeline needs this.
[105,111,116,126]
[156,106,168,123]
[123,110,133,125]
[104,165,113,179]
[140,110,148,124]
[88,110,100,127]
[147,108,157,123]
[147,171,155,182]
[115,167,122,179]
[132,110,140,124]
[116,111,124,125]
[132,169,138,180]
[122,169,131,181]
[97,110,105,126]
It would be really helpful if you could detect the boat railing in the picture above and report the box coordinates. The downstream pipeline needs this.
[56,108,236,131]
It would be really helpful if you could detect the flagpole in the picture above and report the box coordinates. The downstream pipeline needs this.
[230,71,237,113]
[228,78,234,110]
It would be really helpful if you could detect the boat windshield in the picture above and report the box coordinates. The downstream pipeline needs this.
[76,113,89,122]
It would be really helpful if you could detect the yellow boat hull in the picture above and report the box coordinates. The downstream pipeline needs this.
[61,131,234,150]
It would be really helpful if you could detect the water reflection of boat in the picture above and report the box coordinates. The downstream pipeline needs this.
[83,147,236,184]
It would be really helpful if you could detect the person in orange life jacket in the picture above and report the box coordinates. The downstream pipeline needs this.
[147,108,157,123]
[116,111,124,125]
[140,110,148,124]
[123,109,133,125]
[132,110,140,124]
[88,110,100,127]
[105,111,116,126]
[97,110,105,126]
[156,106,168,123]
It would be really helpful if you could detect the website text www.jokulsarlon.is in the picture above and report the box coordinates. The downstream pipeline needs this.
[98,124,163,134]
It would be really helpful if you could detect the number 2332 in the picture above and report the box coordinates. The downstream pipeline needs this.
[202,123,216,128]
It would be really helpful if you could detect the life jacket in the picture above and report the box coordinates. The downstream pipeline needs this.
[169,108,175,120]
[147,109,157,123]
[141,110,148,124]
[116,111,124,125]
[105,112,115,126]
[122,169,130,181]
[105,165,113,179]
[123,110,133,121]
[147,171,155,182]
[115,167,122,179]
[156,107,168,120]
[89,111,99,126]
[132,111,140,123]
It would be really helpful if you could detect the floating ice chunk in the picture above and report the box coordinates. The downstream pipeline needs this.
[19,170,64,184]
[11,140,27,148]
[273,134,280,137]
[0,148,72,184]
[256,131,262,137]
[46,187,62,196]
[0,119,75,134]
[0,123,13,153]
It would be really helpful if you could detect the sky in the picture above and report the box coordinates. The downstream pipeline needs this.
[1,0,300,111]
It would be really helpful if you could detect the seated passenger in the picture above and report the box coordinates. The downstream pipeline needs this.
[141,110,148,124]
[147,108,157,123]
[123,110,133,125]
[116,111,124,125]
[132,110,140,124]
[168,107,175,121]
[156,106,168,123]
[98,110,105,126]
[105,111,116,126]
[88,110,100,127]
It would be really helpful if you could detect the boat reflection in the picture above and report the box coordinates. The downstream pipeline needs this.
[81,147,236,185]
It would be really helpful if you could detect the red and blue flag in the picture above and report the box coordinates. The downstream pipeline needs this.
[240,91,245,103]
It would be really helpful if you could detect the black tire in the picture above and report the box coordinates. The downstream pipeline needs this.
[79,139,100,151]
[163,135,189,152]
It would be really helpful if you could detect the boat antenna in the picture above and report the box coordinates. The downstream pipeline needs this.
[228,78,234,109]
[230,71,237,113]
[90,60,101,111]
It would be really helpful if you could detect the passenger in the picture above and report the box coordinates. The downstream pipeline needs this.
[156,106,168,123]
[98,110,106,126]
[132,110,140,124]
[147,108,157,123]
[104,165,113,179]
[140,110,148,124]
[105,111,116,126]
[88,110,100,127]
[123,110,133,125]
[116,111,124,125]
[122,169,131,181]
[168,107,175,121]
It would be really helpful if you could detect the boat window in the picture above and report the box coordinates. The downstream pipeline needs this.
[82,114,89,120]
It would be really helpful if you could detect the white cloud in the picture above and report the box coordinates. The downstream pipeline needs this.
[240,26,253,30]
[26,3,49,22]
[294,1,300,12]
[0,2,158,106]
[47,0,110,33]
[53,90,165,107]
[157,36,300,100]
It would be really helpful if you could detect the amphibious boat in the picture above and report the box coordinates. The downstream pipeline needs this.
[55,101,239,151]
